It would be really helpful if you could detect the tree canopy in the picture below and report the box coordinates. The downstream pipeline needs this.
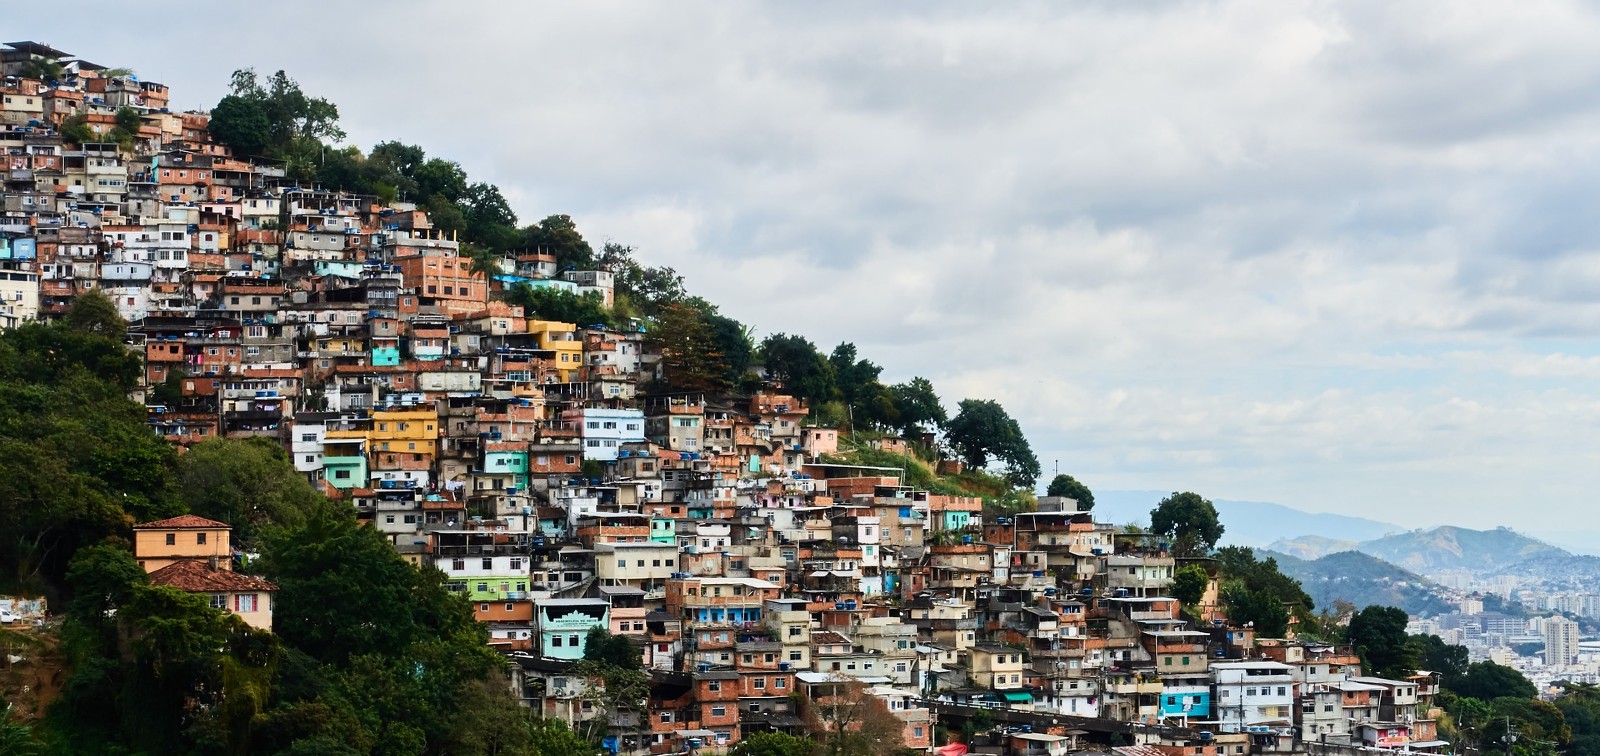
[1045,474,1095,510]
[1346,605,1415,678]
[945,398,1040,488]
[1150,492,1224,556]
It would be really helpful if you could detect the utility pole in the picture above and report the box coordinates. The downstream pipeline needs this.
[1502,716,1516,756]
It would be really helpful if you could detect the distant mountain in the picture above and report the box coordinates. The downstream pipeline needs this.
[1261,549,1455,617]
[1268,535,1360,560]
[1355,526,1566,575]
[1093,490,1402,547]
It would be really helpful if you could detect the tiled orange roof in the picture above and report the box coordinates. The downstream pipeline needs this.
[148,559,276,593]
[133,514,229,530]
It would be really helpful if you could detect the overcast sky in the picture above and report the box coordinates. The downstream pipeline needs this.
[19,1,1600,531]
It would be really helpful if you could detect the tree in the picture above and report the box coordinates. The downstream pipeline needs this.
[1346,605,1415,678]
[945,399,1040,488]
[1171,564,1210,608]
[1223,584,1290,637]
[257,509,482,665]
[523,214,595,270]
[1149,492,1224,556]
[700,306,756,385]
[1454,661,1536,701]
[851,381,902,432]
[734,731,815,756]
[761,334,837,404]
[527,717,597,756]
[60,114,95,146]
[1410,634,1470,688]
[889,377,946,435]
[582,627,640,671]
[507,285,612,328]
[62,289,126,341]
[829,343,882,407]
[649,303,728,392]
[804,677,905,756]
[1213,546,1314,635]
[177,436,327,547]
[1045,474,1095,510]
[1480,697,1569,756]
[19,57,63,82]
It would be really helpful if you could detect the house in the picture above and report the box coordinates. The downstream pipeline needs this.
[132,514,232,573]
[147,558,277,630]
[537,598,611,660]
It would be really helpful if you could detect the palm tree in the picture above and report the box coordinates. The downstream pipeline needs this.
[19,57,64,82]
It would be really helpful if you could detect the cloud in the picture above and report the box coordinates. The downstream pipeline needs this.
[20,0,1600,528]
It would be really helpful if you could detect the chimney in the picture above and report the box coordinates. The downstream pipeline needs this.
[207,556,220,571]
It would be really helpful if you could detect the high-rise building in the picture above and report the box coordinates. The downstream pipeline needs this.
[1544,616,1579,667]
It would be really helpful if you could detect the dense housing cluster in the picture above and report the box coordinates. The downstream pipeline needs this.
[0,41,1458,756]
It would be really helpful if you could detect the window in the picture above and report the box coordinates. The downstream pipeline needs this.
[569,634,579,646]
[482,558,493,570]
[1277,686,1287,696]
[452,559,465,571]
[197,532,208,545]
[711,706,726,717]
[209,594,227,609]
[552,636,563,647]
[476,582,488,593]
[753,678,765,690]
[707,681,721,692]
[235,594,257,612]
[774,677,786,689]
[165,533,176,545]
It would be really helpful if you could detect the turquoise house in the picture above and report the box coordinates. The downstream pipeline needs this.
[538,599,610,660]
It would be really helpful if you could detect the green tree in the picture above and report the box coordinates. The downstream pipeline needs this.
[60,114,95,145]
[1410,634,1470,688]
[945,399,1040,488]
[889,377,946,435]
[523,214,595,270]
[257,509,482,665]
[582,627,641,671]
[1454,661,1536,701]
[1223,584,1291,637]
[507,285,612,327]
[19,57,64,81]
[1045,474,1095,510]
[1171,564,1210,607]
[829,343,882,407]
[761,334,837,404]
[1150,492,1225,556]
[851,380,902,432]
[1556,683,1600,756]
[1346,605,1416,678]
[649,303,728,392]
[177,436,327,548]
[734,731,815,756]
[1481,697,1569,756]
[527,717,597,756]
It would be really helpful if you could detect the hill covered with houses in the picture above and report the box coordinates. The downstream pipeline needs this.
[0,40,1582,756]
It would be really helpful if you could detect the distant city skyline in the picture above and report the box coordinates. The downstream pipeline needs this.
[21,1,1600,529]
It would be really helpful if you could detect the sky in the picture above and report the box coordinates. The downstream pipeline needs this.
[16,1,1600,532]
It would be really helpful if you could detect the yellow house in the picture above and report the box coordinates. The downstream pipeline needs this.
[371,407,439,455]
[968,644,1027,690]
[526,320,583,382]
[132,515,232,573]
[148,558,278,631]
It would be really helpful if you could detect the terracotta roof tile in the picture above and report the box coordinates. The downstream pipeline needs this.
[148,559,277,593]
[133,514,230,530]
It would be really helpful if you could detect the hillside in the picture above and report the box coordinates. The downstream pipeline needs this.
[1094,490,1400,546]
[1355,526,1565,575]
[1268,534,1360,560]
[1262,549,1455,616]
